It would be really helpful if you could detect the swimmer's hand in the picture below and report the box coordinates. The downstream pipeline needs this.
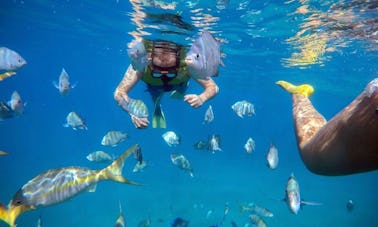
[184,94,204,108]
[130,113,149,129]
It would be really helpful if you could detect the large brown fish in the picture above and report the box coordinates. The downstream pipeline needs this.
[0,144,139,227]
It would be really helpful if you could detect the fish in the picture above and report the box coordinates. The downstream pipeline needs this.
[249,214,267,227]
[244,137,255,154]
[115,201,126,227]
[231,100,255,118]
[170,153,194,177]
[203,105,214,124]
[346,199,354,212]
[241,203,274,217]
[101,131,128,147]
[86,150,113,163]
[162,131,180,147]
[122,98,149,118]
[133,161,148,173]
[0,144,139,227]
[284,173,322,214]
[0,47,26,81]
[137,216,152,227]
[266,144,279,169]
[171,217,189,227]
[64,111,87,130]
[37,214,42,227]
[7,91,25,115]
[0,151,8,156]
[185,31,224,80]
[128,41,149,72]
[53,68,76,95]
[193,140,208,150]
[208,134,222,153]
[0,102,13,119]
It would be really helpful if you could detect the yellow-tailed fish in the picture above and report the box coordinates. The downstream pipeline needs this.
[0,144,139,227]
[0,151,8,156]
[114,201,126,227]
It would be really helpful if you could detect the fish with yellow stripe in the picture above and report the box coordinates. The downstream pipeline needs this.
[0,144,140,227]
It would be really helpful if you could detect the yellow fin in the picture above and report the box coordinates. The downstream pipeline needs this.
[99,144,140,185]
[276,80,314,97]
[0,203,32,227]
[152,104,166,128]
[0,72,16,81]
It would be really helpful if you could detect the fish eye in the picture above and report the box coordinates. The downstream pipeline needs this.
[195,54,199,59]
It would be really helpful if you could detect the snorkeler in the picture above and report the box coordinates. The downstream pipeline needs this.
[276,78,378,176]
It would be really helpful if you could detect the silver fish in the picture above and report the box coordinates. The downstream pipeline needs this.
[123,98,149,118]
[162,131,180,147]
[115,201,126,227]
[231,100,255,118]
[133,160,148,173]
[0,145,139,227]
[64,111,87,130]
[185,31,223,80]
[244,137,255,154]
[101,131,128,147]
[241,203,274,217]
[0,47,26,72]
[128,41,149,72]
[86,150,113,163]
[203,105,214,124]
[170,153,194,177]
[7,91,25,115]
[266,144,279,169]
[53,68,76,95]
[208,134,222,153]
[249,214,267,227]
[285,173,322,214]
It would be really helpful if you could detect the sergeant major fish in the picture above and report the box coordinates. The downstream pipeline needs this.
[7,91,25,115]
[162,131,180,147]
[101,131,128,147]
[231,100,255,118]
[244,137,255,154]
[86,150,113,163]
[266,144,279,169]
[284,173,322,214]
[240,203,274,217]
[0,144,140,227]
[53,68,76,95]
[121,98,149,118]
[127,40,149,72]
[208,134,222,153]
[170,153,194,177]
[64,111,87,130]
[0,47,26,81]
[203,105,214,124]
[185,31,224,80]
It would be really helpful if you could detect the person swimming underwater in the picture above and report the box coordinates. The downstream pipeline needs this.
[114,39,219,129]
[276,78,378,176]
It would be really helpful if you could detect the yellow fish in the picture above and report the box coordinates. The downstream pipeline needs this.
[0,72,16,81]
[0,151,8,156]
[0,144,140,227]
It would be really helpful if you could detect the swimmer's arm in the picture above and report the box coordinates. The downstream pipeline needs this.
[184,77,219,108]
[114,65,142,110]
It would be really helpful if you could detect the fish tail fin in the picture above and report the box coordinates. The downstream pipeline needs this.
[99,144,140,185]
[276,80,314,97]
[0,203,29,227]
[0,72,16,81]
[152,104,166,128]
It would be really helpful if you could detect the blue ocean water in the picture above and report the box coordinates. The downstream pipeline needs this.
[0,0,377,226]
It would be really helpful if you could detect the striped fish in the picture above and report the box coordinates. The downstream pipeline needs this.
[115,201,126,227]
[0,144,139,227]
[123,98,148,118]
[249,214,267,227]
[101,131,128,147]
[0,47,26,71]
[64,111,87,130]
